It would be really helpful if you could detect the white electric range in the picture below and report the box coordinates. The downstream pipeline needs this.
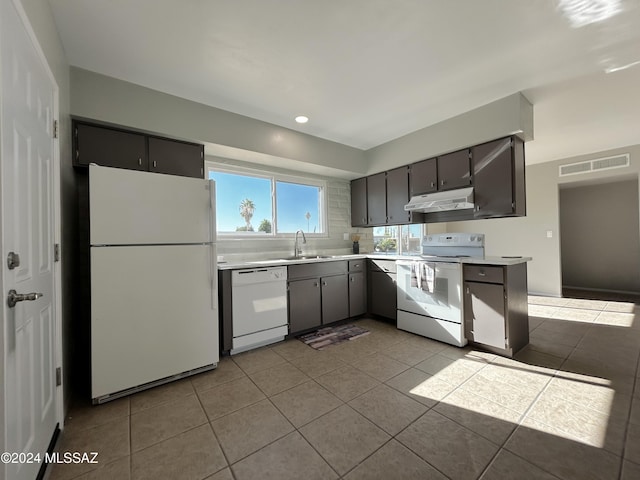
[396,233,485,346]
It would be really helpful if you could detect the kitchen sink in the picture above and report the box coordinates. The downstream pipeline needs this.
[278,255,333,260]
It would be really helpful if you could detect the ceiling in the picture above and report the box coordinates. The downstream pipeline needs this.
[48,0,640,165]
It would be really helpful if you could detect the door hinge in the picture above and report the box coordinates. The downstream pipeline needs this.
[55,367,62,386]
[54,244,60,262]
[53,120,58,139]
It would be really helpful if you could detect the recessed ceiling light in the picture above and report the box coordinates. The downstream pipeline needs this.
[295,115,309,124]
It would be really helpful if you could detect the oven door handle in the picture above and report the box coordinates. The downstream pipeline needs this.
[397,260,423,266]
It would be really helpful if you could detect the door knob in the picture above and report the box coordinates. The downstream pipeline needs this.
[7,290,43,308]
[7,252,20,270]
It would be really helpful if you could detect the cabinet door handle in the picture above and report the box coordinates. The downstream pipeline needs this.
[153,160,157,168]
[313,282,318,287]
[138,157,142,166]
[441,180,446,186]
[430,181,435,188]
[322,281,327,286]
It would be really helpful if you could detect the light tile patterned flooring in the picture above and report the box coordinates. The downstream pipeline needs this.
[49,296,640,480]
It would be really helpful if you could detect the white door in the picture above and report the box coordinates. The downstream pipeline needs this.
[1,0,58,478]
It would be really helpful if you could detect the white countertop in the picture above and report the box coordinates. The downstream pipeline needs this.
[218,253,530,270]
[461,255,532,266]
[217,254,367,270]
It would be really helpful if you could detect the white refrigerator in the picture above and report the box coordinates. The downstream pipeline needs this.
[89,164,218,403]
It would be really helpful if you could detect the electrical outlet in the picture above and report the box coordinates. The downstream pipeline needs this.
[546,230,553,238]
[343,233,349,240]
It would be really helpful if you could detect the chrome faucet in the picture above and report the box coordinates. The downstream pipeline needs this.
[294,230,306,257]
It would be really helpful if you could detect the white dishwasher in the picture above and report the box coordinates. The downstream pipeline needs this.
[231,266,288,354]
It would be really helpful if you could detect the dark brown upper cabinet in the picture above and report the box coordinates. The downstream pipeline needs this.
[75,123,148,171]
[73,120,204,179]
[352,135,526,227]
[366,172,387,225]
[350,177,368,227]
[409,158,437,196]
[351,167,422,227]
[386,166,411,225]
[472,136,525,218]
[148,137,204,178]
[437,149,471,190]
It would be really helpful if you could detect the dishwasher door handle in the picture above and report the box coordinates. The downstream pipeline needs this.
[238,269,269,275]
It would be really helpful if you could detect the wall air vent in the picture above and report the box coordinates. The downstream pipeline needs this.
[559,154,629,177]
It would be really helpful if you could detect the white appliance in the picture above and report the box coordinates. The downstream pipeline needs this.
[396,233,485,347]
[89,164,218,403]
[404,187,474,213]
[231,266,288,354]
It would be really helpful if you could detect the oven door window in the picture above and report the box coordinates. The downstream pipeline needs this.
[397,263,462,323]
[404,275,449,306]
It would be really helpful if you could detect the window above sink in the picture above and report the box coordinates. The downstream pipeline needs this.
[206,163,328,238]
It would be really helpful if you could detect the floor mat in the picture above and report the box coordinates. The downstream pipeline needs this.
[298,324,370,350]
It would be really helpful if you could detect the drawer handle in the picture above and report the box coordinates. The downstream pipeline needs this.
[478,271,486,276]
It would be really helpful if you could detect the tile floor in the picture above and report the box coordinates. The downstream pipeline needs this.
[48,295,640,480]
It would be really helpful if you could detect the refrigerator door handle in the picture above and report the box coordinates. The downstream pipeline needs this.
[210,243,218,312]
[208,179,216,244]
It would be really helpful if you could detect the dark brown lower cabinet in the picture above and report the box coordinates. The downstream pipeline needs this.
[287,261,350,335]
[463,263,529,357]
[288,278,322,333]
[321,275,349,325]
[349,272,366,317]
[348,259,367,317]
[368,259,397,321]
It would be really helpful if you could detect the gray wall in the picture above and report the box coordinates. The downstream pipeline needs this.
[447,144,640,296]
[560,179,640,293]
[20,0,74,412]
[70,67,367,178]
[69,69,536,261]
[366,92,533,174]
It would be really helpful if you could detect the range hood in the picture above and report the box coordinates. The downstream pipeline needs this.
[404,187,474,213]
